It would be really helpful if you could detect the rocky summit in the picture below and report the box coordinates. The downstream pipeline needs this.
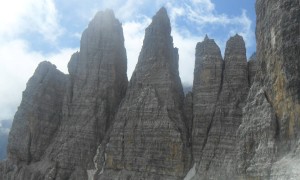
[191,33,249,180]
[93,8,190,180]
[0,1,299,180]
[0,9,128,180]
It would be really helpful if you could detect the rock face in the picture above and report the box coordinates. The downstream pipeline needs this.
[237,0,300,179]
[192,34,249,179]
[0,62,67,180]
[184,92,193,140]
[1,2,299,180]
[248,53,257,86]
[43,9,128,179]
[93,7,190,180]
[8,62,67,163]
[0,10,127,180]
[191,35,224,162]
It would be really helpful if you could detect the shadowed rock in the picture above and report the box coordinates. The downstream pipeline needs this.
[248,52,257,86]
[192,34,249,179]
[0,9,128,180]
[8,62,67,163]
[44,9,128,179]
[94,7,190,180]
[1,3,299,179]
[237,0,300,179]
[0,62,67,180]
[192,35,223,162]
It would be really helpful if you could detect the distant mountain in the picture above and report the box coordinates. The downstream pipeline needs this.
[0,120,11,160]
[183,85,192,95]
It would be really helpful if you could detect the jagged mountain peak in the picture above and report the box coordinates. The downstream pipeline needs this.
[196,35,222,58]
[227,33,245,45]
[225,33,246,60]
[95,9,115,17]
[1,3,299,179]
[92,9,118,24]
[146,7,171,36]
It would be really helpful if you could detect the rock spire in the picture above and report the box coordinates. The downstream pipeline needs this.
[94,7,190,180]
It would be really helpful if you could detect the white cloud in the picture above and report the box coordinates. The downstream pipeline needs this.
[172,30,200,85]
[182,1,254,49]
[0,39,76,120]
[123,18,151,78]
[75,0,254,87]
[0,0,75,121]
[115,0,144,20]
[0,0,63,43]
[164,0,254,85]
[190,0,215,12]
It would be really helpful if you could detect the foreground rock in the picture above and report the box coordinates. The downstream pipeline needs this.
[248,53,257,86]
[93,7,190,180]
[237,0,300,179]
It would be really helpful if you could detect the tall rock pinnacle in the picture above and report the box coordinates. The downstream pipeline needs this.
[0,10,128,180]
[45,9,128,179]
[1,3,298,180]
[192,36,223,162]
[3,62,67,179]
[192,34,249,179]
[94,7,190,179]
[8,62,67,163]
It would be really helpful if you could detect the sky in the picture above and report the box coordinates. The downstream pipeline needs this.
[0,0,256,123]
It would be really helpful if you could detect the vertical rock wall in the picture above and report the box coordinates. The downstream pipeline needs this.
[1,10,128,180]
[192,35,249,179]
[237,0,300,179]
[1,1,299,179]
[248,53,257,86]
[44,10,128,179]
[1,62,67,180]
[192,36,223,162]
[8,62,67,163]
[95,8,190,180]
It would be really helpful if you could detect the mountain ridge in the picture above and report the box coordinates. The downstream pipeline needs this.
[1,1,299,179]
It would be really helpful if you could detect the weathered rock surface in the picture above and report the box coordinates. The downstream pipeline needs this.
[93,7,190,180]
[192,34,249,179]
[1,1,299,179]
[0,61,67,180]
[8,62,67,164]
[191,35,223,162]
[184,92,193,142]
[248,53,257,86]
[237,0,300,179]
[43,9,127,179]
[0,9,128,180]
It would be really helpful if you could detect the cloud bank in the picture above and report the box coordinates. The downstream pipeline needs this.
[0,0,76,121]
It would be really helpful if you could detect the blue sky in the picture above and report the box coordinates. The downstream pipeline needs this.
[0,0,256,122]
